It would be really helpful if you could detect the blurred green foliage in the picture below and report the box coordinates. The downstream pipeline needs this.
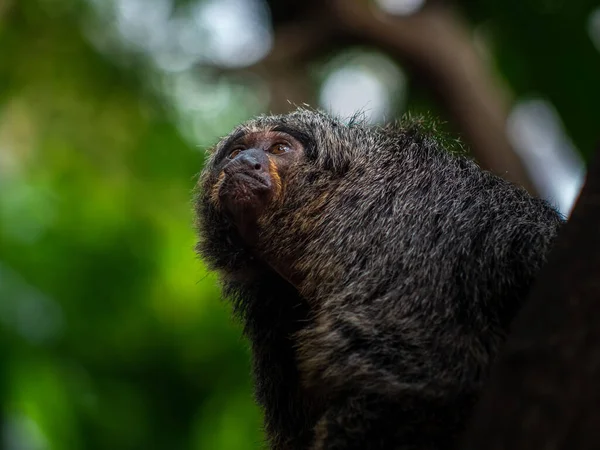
[0,1,263,449]
[0,0,598,449]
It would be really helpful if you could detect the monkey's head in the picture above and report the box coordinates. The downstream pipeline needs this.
[196,109,354,278]
[205,129,303,243]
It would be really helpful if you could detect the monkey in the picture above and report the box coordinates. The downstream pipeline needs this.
[194,108,564,450]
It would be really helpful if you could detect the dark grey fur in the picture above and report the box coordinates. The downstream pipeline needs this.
[195,109,564,450]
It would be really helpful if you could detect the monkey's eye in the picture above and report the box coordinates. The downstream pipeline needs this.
[228,148,243,159]
[269,143,290,155]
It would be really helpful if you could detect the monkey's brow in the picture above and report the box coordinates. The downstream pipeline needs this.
[217,129,247,158]
[271,125,312,147]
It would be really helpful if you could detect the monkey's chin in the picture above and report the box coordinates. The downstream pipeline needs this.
[220,175,273,244]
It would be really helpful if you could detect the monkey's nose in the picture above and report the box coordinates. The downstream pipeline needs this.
[237,153,262,170]
[230,148,268,172]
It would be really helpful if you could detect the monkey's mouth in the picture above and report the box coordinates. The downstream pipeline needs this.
[217,173,273,244]
[229,172,271,189]
[219,173,273,221]
[222,172,272,203]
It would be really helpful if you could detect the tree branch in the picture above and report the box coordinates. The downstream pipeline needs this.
[328,0,536,194]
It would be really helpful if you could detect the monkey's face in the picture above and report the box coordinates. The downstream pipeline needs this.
[196,109,356,281]
[206,130,304,244]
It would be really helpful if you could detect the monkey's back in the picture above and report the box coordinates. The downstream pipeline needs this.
[240,117,561,405]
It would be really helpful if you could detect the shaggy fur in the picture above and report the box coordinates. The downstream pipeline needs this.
[194,109,564,450]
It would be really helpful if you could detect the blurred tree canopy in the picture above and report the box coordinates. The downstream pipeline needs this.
[0,0,598,449]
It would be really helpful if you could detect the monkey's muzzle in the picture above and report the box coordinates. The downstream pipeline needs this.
[218,149,275,242]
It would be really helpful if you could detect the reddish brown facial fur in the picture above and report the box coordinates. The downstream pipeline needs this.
[211,130,303,244]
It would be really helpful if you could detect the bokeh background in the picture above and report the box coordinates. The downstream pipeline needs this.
[0,0,599,449]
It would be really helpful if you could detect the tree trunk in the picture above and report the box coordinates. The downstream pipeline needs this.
[461,144,600,450]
